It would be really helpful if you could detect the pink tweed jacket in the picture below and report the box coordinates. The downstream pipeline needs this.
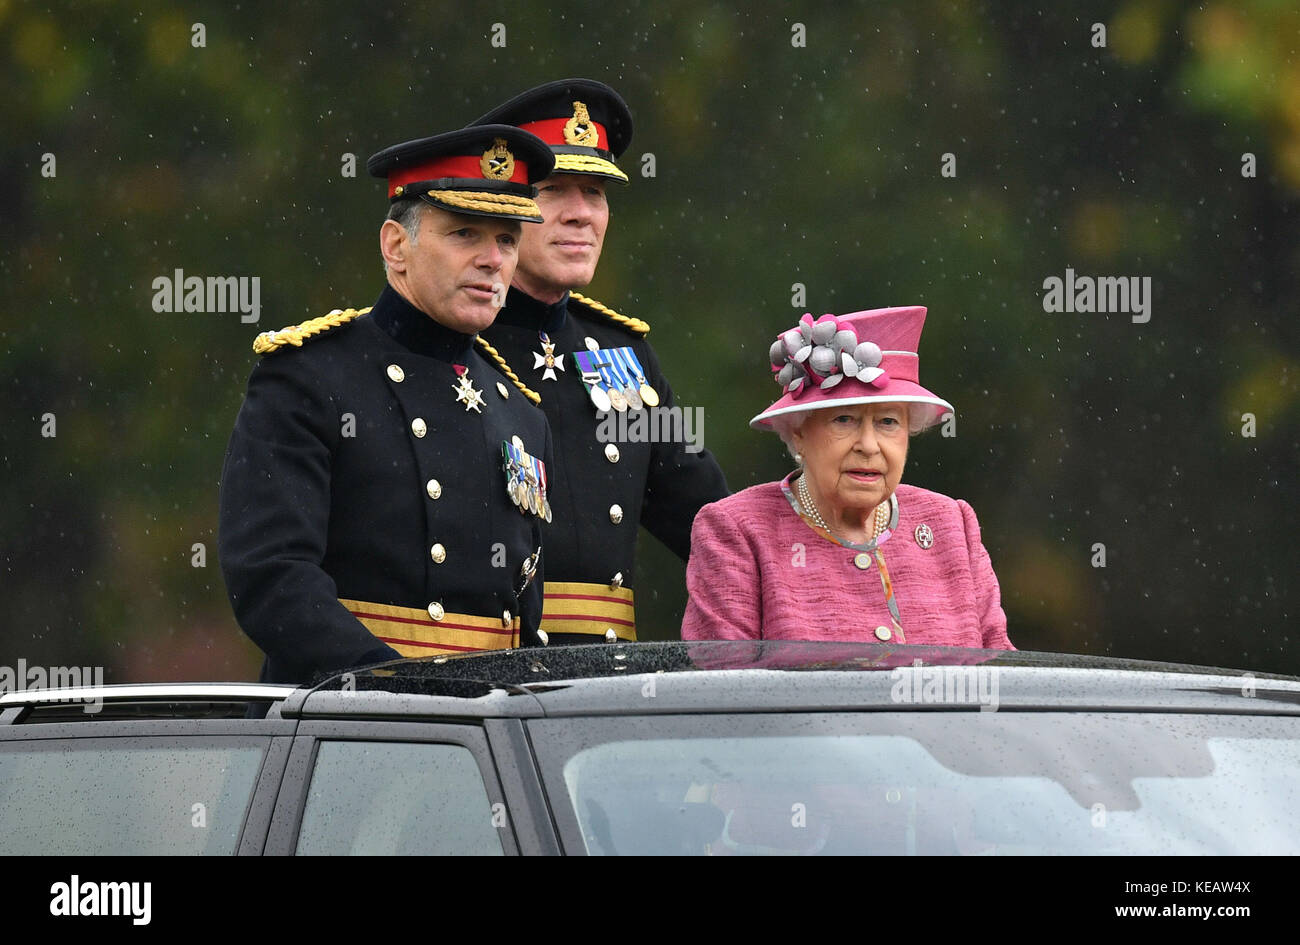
[681,481,1013,648]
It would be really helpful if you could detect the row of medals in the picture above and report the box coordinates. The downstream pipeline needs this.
[588,374,660,413]
[509,476,552,522]
[571,342,661,413]
[503,444,552,523]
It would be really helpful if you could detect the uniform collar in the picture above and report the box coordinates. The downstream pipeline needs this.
[493,285,569,334]
[370,284,476,362]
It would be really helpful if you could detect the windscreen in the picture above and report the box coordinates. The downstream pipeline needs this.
[529,712,1300,855]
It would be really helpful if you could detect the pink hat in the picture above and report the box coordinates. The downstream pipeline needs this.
[750,306,954,431]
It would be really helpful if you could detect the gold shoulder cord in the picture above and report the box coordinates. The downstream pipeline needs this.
[569,292,650,335]
[475,336,542,404]
[253,307,371,355]
[253,308,543,406]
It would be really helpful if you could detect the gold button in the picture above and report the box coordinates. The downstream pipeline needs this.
[854,553,872,570]
[874,625,892,642]
[604,628,617,643]
[386,364,405,383]
[511,435,524,450]
[610,571,624,590]
[604,443,620,463]
[537,628,550,646]
[501,609,512,627]
[609,504,623,524]
[426,479,442,500]
[496,381,509,400]
[393,185,404,197]
[430,543,446,563]
[428,602,445,621]
[411,418,427,438]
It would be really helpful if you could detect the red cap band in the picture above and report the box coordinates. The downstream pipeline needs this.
[518,117,608,151]
[387,154,528,198]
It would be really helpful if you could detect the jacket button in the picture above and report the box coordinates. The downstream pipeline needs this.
[426,479,442,500]
[411,418,427,438]
[609,504,623,524]
[610,571,624,590]
[604,443,620,463]
[874,625,892,641]
[501,609,512,627]
[854,553,872,570]
[428,602,445,621]
[430,543,446,563]
[386,364,405,383]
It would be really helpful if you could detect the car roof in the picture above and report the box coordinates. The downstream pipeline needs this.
[289,642,1300,718]
[4,644,1298,722]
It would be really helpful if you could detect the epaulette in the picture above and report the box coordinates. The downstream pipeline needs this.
[252,307,370,355]
[569,292,650,336]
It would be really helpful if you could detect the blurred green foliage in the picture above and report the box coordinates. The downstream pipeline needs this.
[2,0,1297,680]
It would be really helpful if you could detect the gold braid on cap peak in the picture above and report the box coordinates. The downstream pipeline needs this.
[552,154,630,181]
[253,307,370,355]
[475,336,541,405]
[426,190,540,217]
[569,292,650,335]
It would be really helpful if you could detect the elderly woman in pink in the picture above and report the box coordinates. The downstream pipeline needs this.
[682,306,1013,648]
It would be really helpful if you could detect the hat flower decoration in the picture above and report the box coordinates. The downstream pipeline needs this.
[769,313,888,398]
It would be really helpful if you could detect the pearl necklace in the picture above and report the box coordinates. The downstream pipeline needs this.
[797,474,889,540]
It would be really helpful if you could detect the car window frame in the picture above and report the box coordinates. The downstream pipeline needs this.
[0,719,292,856]
[266,720,525,856]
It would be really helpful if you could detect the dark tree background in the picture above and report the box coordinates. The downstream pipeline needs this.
[2,0,1296,681]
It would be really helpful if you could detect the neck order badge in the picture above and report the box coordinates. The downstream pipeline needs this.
[533,333,564,381]
[452,364,486,413]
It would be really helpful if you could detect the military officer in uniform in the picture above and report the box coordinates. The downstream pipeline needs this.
[219,125,557,684]
[470,80,730,643]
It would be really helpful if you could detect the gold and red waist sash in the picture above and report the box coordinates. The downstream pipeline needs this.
[541,581,637,641]
[340,598,520,658]
[342,581,636,656]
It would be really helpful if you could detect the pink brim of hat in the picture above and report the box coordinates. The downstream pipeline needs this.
[750,378,954,431]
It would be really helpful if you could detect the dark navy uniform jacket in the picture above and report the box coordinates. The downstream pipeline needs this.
[479,287,729,643]
[220,285,553,683]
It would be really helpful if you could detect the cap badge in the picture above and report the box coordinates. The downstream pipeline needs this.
[564,101,599,147]
[480,137,516,180]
